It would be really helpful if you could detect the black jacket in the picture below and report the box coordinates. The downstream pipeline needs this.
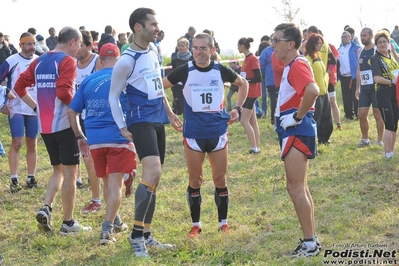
[0,44,11,65]
[98,34,116,53]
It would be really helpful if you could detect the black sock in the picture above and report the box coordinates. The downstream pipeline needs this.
[63,219,74,227]
[187,186,201,223]
[215,187,229,222]
[144,232,151,239]
[131,229,143,239]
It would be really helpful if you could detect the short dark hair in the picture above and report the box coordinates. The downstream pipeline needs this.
[27,28,37,35]
[81,30,93,47]
[90,30,99,41]
[345,27,355,36]
[308,26,318,34]
[19,32,33,40]
[274,23,302,49]
[260,35,270,42]
[104,25,112,34]
[129,8,156,33]
[194,33,214,48]
[362,27,373,36]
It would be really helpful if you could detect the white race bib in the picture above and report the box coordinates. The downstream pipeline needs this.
[145,72,165,100]
[191,87,222,112]
[360,70,373,86]
[392,69,399,83]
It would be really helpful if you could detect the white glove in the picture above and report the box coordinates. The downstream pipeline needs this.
[280,113,302,130]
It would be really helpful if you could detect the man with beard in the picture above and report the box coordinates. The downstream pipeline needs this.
[356,27,384,147]
[0,32,39,193]
[109,7,180,258]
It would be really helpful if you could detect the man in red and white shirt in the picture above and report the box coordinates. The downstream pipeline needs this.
[14,26,92,236]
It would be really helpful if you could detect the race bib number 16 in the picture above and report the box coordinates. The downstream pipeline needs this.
[191,87,221,112]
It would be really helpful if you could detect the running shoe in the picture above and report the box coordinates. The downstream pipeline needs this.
[26,177,38,188]
[76,178,84,189]
[128,235,149,258]
[10,178,22,193]
[248,149,260,154]
[59,220,92,236]
[82,200,102,213]
[145,235,173,249]
[357,139,370,147]
[314,235,322,250]
[218,224,231,234]
[99,231,116,245]
[36,205,52,234]
[187,225,202,238]
[113,222,128,233]
[285,239,320,258]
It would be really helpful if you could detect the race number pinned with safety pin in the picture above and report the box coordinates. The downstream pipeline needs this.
[191,86,221,112]
[145,72,165,100]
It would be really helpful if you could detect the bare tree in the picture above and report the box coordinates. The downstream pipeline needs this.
[273,0,307,29]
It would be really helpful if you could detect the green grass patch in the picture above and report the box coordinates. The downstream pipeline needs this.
[0,83,398,265]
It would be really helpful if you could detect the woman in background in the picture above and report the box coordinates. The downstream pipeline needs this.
[170,37,192,115]
[305,33,333,145]
[371,30,399,158]
[237,37,262,154]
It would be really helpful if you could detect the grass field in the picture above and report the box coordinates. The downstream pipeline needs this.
[0,85,398,265]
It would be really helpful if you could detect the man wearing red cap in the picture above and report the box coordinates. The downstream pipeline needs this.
[68,43,137,245]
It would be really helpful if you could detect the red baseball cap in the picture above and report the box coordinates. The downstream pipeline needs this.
[99,43,120,57]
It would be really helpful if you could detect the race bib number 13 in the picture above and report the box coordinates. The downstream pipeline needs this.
[145,72,165,100]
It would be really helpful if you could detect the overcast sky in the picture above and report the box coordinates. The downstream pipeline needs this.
[3,0,399,56]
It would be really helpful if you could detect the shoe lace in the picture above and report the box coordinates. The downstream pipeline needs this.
[146,235,159,245]
[294,239,305,252]
[133,238,146,252]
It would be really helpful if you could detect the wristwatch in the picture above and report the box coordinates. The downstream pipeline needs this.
[293,112,302,122]
[233,106,242,115]
[76,135,85,140]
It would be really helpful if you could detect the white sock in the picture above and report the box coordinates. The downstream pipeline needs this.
[385,152,393,158]
[193,222,201,228]
[304,240,316,250]
[219,219,228,228]
[92,198,101,204]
